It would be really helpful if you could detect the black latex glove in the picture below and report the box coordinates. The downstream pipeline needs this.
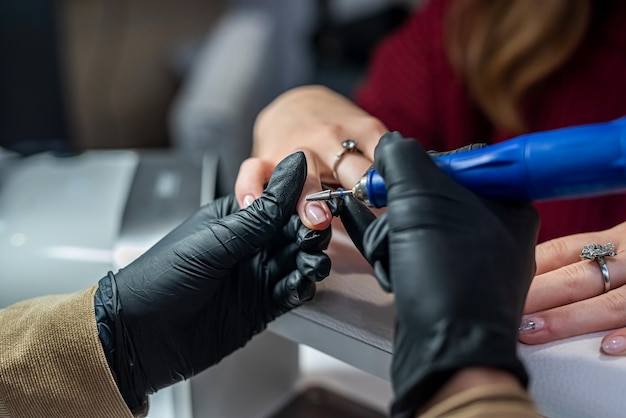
[333,142,487,257]
[94,152,331,412]
[362,132,539,417]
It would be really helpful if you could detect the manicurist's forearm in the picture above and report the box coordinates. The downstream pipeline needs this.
[0,286,132,418]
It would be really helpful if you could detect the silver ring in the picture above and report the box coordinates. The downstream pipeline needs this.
[332,139,359,181]
[580,243,616,293]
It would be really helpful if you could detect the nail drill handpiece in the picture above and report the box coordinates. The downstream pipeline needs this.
[306,117,626,208]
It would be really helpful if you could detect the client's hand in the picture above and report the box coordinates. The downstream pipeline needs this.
[234,85,387,230]
[520,221,626,355]
[94,152,331,411]
[362,132,539,416]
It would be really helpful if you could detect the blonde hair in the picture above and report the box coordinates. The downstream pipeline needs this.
[445,0,591,134]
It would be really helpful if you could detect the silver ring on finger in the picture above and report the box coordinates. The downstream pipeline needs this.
[580,243,617,293]
[332,139,360,181]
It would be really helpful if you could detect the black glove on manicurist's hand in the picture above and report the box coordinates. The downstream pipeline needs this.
[332,142,487,258]
[94,152,331,411]
[362,132,539,417]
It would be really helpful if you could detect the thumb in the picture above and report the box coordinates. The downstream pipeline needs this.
[253,151,307,224]
[206,152,307,261]
[374,132,451,202]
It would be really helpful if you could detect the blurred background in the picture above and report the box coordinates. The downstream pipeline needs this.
[0,0,421,416]
[1,0,419,194]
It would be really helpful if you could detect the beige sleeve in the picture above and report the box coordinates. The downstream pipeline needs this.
[419,384,543,418]
[0,285,133,418]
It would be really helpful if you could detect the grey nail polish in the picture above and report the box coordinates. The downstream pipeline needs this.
[518,317,544,334]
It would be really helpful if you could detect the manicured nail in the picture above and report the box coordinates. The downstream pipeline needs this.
[602,336,626,354]
[518,317,544,334]
[243,194,255,208]
[305,202,329,226]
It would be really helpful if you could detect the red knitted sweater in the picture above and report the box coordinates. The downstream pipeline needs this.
[355,0,626,243]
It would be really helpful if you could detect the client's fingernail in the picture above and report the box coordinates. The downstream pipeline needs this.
[305,202,329,226]
[518,317,544,334]
[602,336,626,354]
[243,194,255,208]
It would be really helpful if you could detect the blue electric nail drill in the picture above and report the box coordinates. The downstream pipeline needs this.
[306,117,626,208]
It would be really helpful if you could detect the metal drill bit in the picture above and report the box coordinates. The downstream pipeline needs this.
[305,188,354,201]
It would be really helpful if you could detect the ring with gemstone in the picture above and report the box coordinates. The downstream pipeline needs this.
[580,243,617,293]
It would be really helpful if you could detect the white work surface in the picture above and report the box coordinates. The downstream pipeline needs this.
[270,220,626,418]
